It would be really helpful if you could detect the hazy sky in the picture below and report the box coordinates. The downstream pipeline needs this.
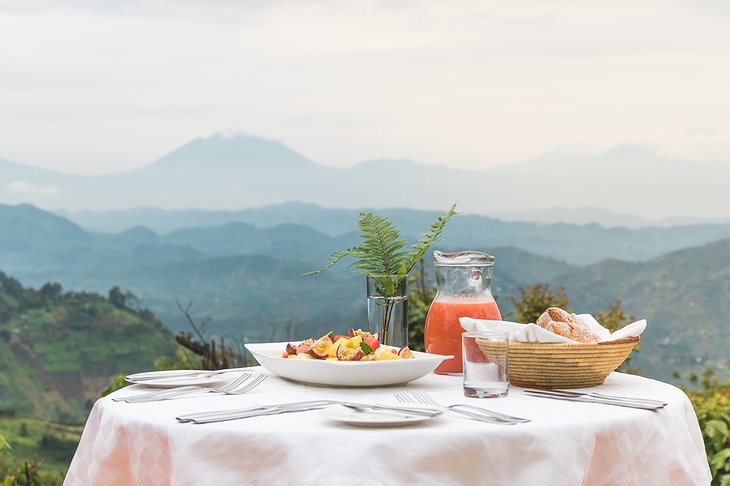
[1,0,730,174]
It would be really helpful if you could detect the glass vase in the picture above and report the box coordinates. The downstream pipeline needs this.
[366,275,408,348]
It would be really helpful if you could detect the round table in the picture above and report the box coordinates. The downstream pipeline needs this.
[65,370,711,486]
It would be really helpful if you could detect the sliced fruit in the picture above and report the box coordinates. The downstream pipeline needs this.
[376,348,401,360]
[336,344,364,361]
[348,328,377,339]
[397,346,413,359]
[363,336,380,352]
[308,336,332,359]
[307,348,328,359]
[329,337,349,357]
[285,343,298,355]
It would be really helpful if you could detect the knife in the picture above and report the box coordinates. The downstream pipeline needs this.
[523,390,664,410]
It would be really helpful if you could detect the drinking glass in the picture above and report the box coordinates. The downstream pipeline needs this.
[462,331,509,398]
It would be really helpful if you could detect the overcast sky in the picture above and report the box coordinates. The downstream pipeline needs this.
[1,0,730,174]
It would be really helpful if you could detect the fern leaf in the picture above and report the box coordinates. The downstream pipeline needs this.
[302,247,363,275]
[305,203,458,295]
[406,203,458,271]
[354,212,409,276]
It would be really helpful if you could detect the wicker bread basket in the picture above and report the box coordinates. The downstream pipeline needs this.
[475,336,640,389]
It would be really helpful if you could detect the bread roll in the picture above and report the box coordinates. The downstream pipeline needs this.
[536,307,600,343]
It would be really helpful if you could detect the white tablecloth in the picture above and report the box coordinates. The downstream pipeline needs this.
[65,370,711,486]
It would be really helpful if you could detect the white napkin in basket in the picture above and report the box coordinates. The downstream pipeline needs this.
[459,315,646,344]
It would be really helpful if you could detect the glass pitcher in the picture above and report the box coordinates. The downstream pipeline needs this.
[424,250,502,374]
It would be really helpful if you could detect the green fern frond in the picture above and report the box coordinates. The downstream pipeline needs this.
[302,247,364,275]
[349,212,409,276]
[305,204,458,297]
[407,203,458,271]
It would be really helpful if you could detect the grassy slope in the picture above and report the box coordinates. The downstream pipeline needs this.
[0,417,82,478]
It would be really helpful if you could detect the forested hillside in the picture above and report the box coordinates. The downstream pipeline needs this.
[0,272,175,423]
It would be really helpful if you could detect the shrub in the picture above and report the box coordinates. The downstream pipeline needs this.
[688,386,730,485]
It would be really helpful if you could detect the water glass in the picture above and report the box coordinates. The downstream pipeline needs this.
[462,331,509,398]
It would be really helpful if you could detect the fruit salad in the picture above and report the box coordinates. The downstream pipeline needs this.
[281,328,414,361]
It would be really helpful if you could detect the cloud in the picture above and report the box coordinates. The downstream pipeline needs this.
[684,125,719,137]
[6,180,60,196]
[0,0,730,174]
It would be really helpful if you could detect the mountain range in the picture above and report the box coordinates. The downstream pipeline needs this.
[55,202,730,265]
[2,132,730,225]
[0,202,727,383]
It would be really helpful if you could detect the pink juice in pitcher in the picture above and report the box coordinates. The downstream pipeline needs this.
[424,251,501,374]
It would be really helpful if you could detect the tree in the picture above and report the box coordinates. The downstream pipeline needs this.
[39,282,62,302]
[407,259,436,351]
[593,298,635,333]
[505,283,571,323]
[593,298,641,373]
[108,286,127,309]
[173,300,243,370]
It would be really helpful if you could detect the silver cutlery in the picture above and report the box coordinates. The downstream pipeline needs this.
[341,402,443,417]
[176,400,442,424]
[563,390,667,406]
[115,373,252,403]
[523,389,666,410]
[176,400,338,424]
[115,373,266,403]
[393,388,531,425]
[125,367,255,382]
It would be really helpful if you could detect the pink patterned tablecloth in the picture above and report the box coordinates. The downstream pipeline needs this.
[65,371,711,486]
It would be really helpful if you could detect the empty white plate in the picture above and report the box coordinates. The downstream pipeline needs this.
[320,405,438,427]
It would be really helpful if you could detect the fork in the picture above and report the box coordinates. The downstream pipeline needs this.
[393,389,530,424]
[116,373,266,403]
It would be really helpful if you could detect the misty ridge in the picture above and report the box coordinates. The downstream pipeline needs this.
[1,132,729,226]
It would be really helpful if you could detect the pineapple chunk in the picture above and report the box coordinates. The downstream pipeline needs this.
[329,338,349,357]
[375,347,402,361]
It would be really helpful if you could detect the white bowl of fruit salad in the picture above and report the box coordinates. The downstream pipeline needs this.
[245,329,452,387]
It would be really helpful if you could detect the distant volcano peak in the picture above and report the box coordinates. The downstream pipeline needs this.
[148,131,316,170]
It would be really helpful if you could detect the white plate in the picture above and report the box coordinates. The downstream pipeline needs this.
[125,370,242,388]
[245,342,452,387]
[320,405,437,427]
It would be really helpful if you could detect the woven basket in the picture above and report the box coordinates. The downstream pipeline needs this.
[475,336,640,389]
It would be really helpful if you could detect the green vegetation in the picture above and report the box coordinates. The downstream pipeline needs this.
[0,417,81,484]
[0,273,175,421]
[676,369,730,485]
[504,283,571,324]
[0,271,176,482]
